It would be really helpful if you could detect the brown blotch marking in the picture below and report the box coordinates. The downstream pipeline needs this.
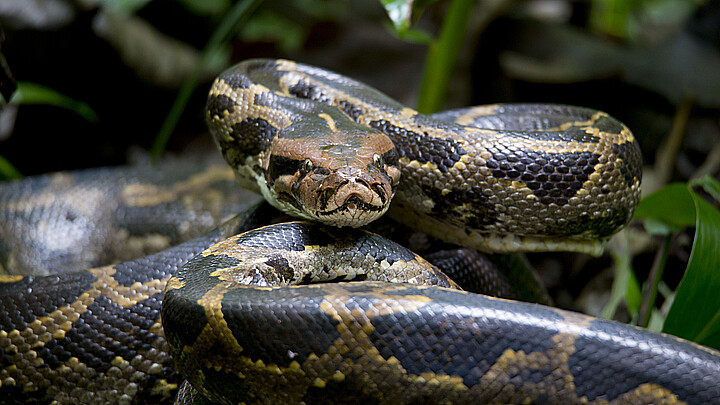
[206,94,235,119]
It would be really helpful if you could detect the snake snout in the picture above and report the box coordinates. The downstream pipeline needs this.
[327,171,384,205]
[344,194,363,210]
[311,168,394,227]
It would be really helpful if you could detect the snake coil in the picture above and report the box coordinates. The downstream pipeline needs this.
[1,59,718,405]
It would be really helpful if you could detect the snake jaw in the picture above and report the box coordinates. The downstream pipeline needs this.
[264,161,398,227]
[311,167,395,227]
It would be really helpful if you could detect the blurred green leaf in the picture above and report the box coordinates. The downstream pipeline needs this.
[590,0,638,38]
[99,0,151,15]
[641,218,675,236]
[179,0,230,15]
[0,155,22,180]
[589,0,701,40]
[381,0,413,32]
[633,182,696,229]
[10,82,97,122]
[648,283,675,332]
[603,231,641,320]
[633,182,720,348]
[390,25,432,44]
[662,191,720,350]
[380,0,437,40]
[690,174,720,203]
[240,11,306,52]
[625,266,642,316]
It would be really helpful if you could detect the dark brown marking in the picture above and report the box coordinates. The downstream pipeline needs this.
[612,141,642,187]
[339,100,363,121]
[206,94,235,118]
[421,184,497,230]
[217,117,276,168]
[369,120,467,173]
[221,75,252,90]
[487,147,602,206]
[267,155,302,184]
[289,80,329,103]
[594,115,625,134]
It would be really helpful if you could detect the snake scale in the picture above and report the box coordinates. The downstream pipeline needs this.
[1,59,718,404]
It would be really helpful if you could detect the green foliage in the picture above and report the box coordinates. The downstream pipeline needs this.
[6,82,97,122]
[0,155,21,180]
[634,178,720,350]
[380,0,476,113]
[178,0,231,15]
[238,0,349,53]
[635,183,696,229]
[0,82,98,180]
[416,0,475,113]
[381,0,413,31]
[590,0,704,40]
[0,81,99,179]
[602,233,642,321]
[589,0,642,38]
[240,10,306,53]
[380,0,434,43]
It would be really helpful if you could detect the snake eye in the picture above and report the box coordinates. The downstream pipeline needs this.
[373,154,383,168]
[302,159,313,173]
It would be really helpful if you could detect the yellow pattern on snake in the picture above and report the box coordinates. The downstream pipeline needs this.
[1,59,718,405]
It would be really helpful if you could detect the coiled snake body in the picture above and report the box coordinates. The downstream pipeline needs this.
[206,59,641,255]
[1,59,719,404]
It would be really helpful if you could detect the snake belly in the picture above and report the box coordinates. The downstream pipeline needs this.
[206,59,642,255]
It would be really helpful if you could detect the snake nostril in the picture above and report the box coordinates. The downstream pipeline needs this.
[356,178,370,188]
[345,195,362,208]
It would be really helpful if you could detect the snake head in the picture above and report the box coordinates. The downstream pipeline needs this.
[265,126,400,227]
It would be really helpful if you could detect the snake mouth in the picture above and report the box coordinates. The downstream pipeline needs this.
[314,195,388,227]
[267,165,395,227]
[289,166,394,227]
[312,182,391,227]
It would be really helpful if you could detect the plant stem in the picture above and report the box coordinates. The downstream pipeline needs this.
[416,0,475,114]
[638,235,671,328]
[151,0,264,160]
